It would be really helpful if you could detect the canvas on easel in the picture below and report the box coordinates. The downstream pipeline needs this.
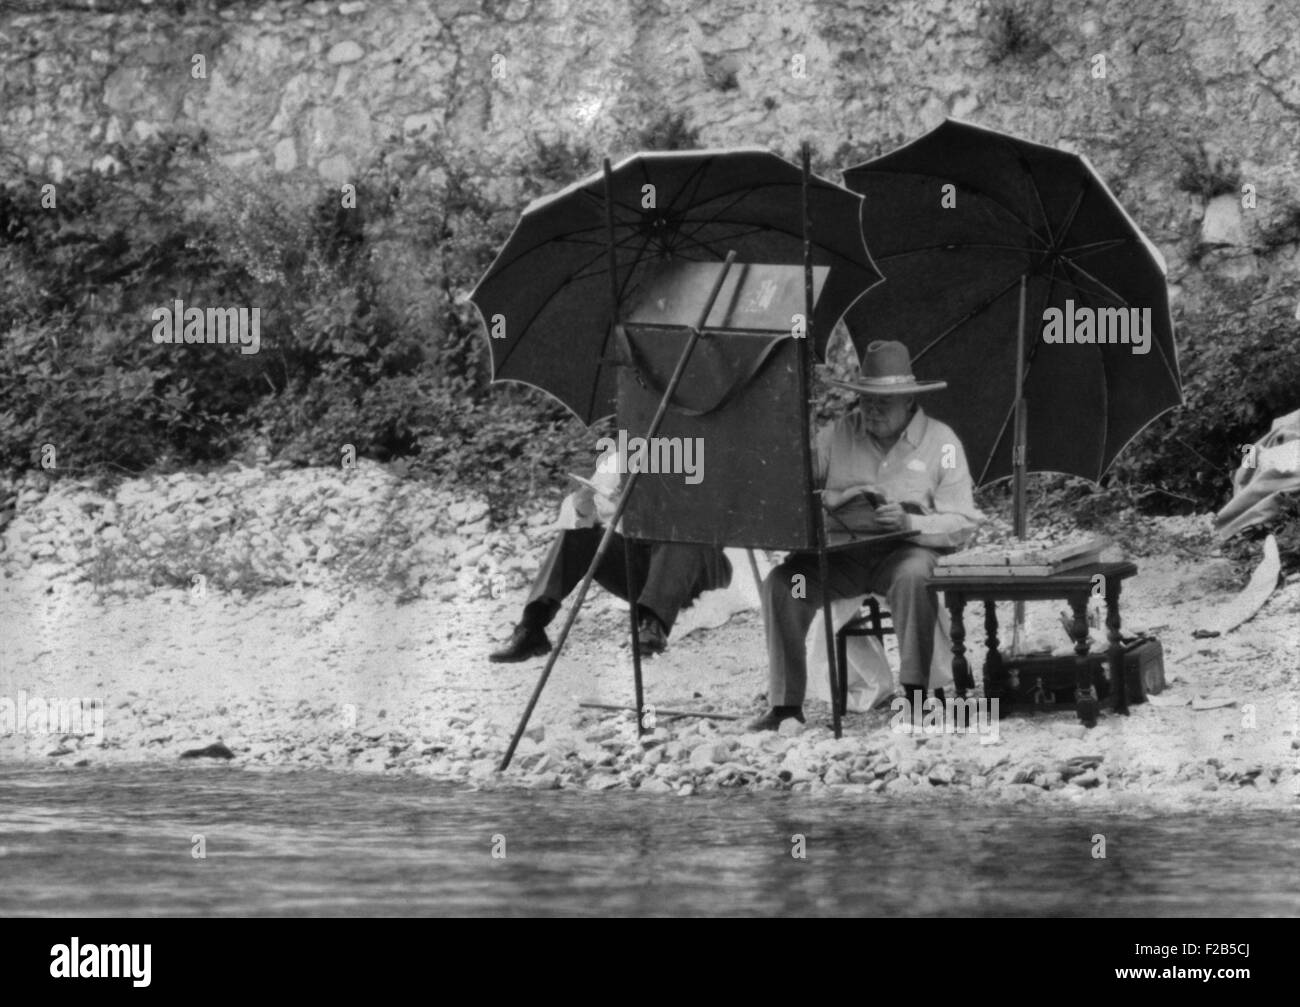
[615,260,830,550]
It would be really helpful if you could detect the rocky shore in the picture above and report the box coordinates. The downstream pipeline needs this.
[1,464,1297,809]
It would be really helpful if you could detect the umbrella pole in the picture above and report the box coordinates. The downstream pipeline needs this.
[745,548,764,595]
[499,251,739,771]
[1013,273,1028,539]
[1013,273,1029,649]
[799,141,842,739]
[625,534,646,737]
[602,156,647,739]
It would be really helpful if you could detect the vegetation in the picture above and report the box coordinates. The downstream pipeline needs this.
[2,118,1297,566]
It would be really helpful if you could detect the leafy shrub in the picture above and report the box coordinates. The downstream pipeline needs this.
[1109,275,1300,511]
[0,127,611,520]
[1175,144,1241,200]
[987,1,1053,64]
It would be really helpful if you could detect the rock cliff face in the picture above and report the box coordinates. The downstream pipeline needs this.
[1,0,1298,307]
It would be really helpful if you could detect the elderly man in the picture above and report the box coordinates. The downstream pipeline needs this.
[490,448,731,662]
[749,340,984,731]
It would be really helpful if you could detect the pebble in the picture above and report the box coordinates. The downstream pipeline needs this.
[6,470,1293,809]
[689,742,729,768]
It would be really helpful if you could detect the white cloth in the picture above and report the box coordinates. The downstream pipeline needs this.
[554,448,621,531]
[805,596,955,712]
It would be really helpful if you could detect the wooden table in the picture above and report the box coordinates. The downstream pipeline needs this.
[927,562,1140,727]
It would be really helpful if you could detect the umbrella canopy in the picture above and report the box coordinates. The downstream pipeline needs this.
[841,119,1182,488]
[471,148,883,425]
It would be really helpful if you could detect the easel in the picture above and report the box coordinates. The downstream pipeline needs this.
[499,143,846,771]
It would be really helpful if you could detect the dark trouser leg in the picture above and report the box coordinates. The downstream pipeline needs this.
[524,527,641,624]
[763,544,939,707]
[636,543,723,633]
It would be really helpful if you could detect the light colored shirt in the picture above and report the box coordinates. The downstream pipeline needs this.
[815,405,984,550]
[555,448,621,531]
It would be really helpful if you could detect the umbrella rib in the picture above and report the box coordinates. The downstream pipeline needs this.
[1056,255,1135,307]
[1060,256,1182,387]
[871,241,1043,263]
[589,222,670,419]
[656,157,716,222]
[1056,237,1130,258]
[914,273,1025,362]
[1056,185,1088,244]
[577,185,650,221]
[671,220,779,257]
[1018,150,1057,249]
[860,169,1052,248]
[492,235,624,376]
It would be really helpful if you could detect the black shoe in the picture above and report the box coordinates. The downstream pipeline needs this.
[489,623,551,663]
[636,614,667,656]
[746,706,806,732]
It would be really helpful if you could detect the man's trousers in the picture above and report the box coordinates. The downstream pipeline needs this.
[527,527,731,632]
[762,543,940,706]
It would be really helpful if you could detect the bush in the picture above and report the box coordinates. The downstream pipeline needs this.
[1110,276,1300,511]
[0,128,611,519]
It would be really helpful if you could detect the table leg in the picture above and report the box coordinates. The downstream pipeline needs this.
[1069,594,1099,727]
[982,599,1008,705]
[1106,578,1129,715]
[946,593,971,696]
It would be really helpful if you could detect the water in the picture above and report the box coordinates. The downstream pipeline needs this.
[0,765,1296,916]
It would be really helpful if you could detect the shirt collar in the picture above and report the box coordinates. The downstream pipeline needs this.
[902,405,928,447]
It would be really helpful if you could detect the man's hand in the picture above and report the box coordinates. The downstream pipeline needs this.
[873,501,912,533]
[571,483,597,521]
[825,496,879,533]
[823,486,912,534]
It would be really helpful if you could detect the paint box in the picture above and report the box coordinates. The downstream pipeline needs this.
[1001,637,1166,706]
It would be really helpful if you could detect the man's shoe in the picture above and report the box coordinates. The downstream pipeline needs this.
[746,706,806,732]
[636,615,667,656]
[489,623,552,663]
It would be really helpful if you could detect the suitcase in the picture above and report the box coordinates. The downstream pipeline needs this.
[1002,636,1166,707]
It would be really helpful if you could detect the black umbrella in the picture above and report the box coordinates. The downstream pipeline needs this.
[841,119,1182,534]
[471,148,883,425]
[481,147,883,764]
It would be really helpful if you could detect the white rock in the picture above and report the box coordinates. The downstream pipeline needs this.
[1201,194,1247,246]
[273,138,298,172]
[689,742,727,768]
[327,41,364,64]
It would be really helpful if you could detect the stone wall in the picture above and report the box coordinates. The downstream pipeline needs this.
[2,0,1299,305]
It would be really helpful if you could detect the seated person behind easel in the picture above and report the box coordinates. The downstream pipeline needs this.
[750,340,985,731]
[490,446,732,662]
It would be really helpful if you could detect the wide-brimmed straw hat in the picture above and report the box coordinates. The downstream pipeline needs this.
[825,339,947,396]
